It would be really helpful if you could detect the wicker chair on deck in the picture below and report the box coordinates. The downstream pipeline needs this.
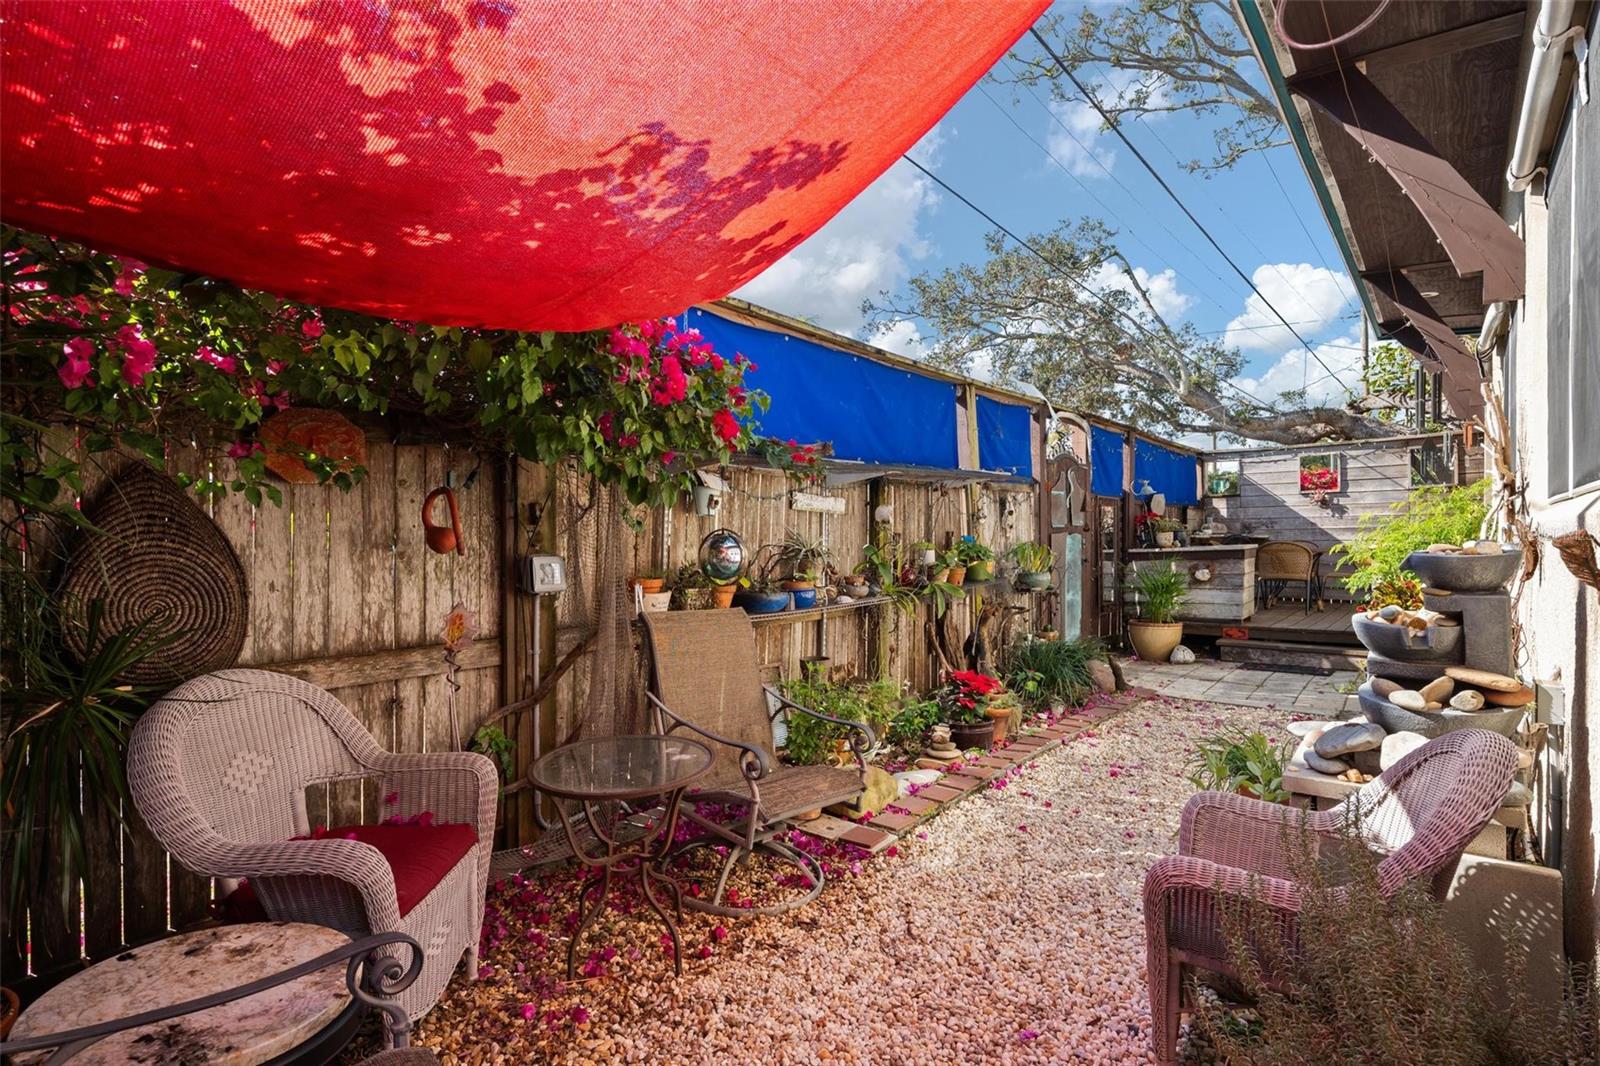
[128,669,498,1021]
[1255,539,1324,612]
[1142,728,1517,1064]
[641,609,872,916]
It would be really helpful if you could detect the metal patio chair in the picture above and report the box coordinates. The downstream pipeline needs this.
[128,669,498,1021]
[641,609,873,916]
[1142,729,1516,1064]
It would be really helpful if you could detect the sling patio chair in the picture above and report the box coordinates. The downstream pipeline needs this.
[640,608,873,916]
[128,669,498,1021]
[1142,728,1516,1064]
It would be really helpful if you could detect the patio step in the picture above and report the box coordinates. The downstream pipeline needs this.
[1218,637,1366,672]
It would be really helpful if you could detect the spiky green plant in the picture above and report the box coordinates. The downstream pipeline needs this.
[1002,637,1102,710]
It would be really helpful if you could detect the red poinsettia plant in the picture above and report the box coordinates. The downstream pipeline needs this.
[937,670,1004,724]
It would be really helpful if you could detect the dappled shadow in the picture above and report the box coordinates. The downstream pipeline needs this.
[1,1,849,328]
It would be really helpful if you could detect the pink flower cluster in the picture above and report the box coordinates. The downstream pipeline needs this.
[115,324,158,386]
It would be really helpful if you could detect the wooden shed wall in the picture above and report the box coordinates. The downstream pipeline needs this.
[1205,432,1484,591]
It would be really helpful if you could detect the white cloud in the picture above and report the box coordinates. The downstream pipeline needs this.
[734,126,944,340]
[1043,71,1169,179]
[1223,263,1356,350]
[1233,332,1364,408]
[1046,97,1114,176]
[1090,262,1194,322]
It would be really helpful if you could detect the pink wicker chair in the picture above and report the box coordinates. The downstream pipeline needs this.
[1142,728,1516,1063]
[128,669,498,1021]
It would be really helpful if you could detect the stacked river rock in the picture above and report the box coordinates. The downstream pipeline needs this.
[1313,541,1534,787]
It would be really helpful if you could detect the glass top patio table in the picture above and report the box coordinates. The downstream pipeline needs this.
[529,734,712,802]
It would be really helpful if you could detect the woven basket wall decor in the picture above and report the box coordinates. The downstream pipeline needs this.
[59,463,249,685]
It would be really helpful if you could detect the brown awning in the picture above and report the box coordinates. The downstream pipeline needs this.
[1366,271,1485,422]
[1293,67,1525,304]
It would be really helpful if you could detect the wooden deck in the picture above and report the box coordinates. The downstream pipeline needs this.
[1181,602,1362,646]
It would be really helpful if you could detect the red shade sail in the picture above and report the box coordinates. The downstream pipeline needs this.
[1,0,1044,331]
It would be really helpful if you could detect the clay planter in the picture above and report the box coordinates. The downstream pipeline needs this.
[1127,620,1184,663]
[986,704,1014,744]
[931,567,951,584]
[948,719,995,751]
[1403,548,1522,592]
[782,579,814,591]
[632,576,665,594]
[947,565,968,585]
[1358,680,1526,739]
[712,583,737,609]
[1350,612,1463,663]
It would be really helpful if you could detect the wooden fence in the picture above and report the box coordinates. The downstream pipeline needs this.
[2,433,1044,998]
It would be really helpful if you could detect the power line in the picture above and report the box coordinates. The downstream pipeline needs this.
[972,81,1244,323]
[1027,26,1356,399]
[900,154,1274,417]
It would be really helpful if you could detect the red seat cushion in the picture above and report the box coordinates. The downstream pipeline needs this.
[217,822,477,922]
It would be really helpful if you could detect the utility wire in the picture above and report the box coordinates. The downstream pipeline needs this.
[900,154,1272,416]
[1028,26,1355,399]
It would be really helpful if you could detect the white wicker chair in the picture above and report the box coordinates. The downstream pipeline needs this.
[128,669,497,1020]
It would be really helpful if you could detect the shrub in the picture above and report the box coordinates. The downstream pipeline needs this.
[886,698,943,749]
[777,673,901,765]
[1184,727,1291,802]
[1196,814,1598,1065]
[1329,478,1490,600]
[1003,637,1102,710]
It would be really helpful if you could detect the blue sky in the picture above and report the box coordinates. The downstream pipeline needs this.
[736,5,1369,415]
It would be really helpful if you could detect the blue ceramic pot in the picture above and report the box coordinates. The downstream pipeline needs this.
[790,588,817,609]
[734,589,791,614]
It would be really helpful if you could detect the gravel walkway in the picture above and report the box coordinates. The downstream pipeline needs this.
[414,691,1307,1065]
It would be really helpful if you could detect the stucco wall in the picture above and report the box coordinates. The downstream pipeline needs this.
[1502,161,1600,963]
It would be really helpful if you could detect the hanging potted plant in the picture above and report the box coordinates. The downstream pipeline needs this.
[1009,541,1054,590]
[939,670,1000,750]
[1126,561,1190,662]
[958,540,995,582]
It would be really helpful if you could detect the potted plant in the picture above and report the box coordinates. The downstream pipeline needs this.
[1126,561,1189,662]
[911,540,937,567]
[957,540,995,582]
[938,670,1001,750]
[670,563,716,610]
[1010,541,1054,589]
[1149,517,1184,548]
[733,571,790,614]
[775,529,831,593]
[712,580,738,608]
[631,567,667,595]
[1184,727,1291,802]
[939,546,967,586]
[985,687,1020,744]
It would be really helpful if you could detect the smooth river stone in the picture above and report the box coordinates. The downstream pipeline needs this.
[10,922,351,1066]
[1389,690,1431,712]
[1444,666,1523,692]
[1380,731,1429,770]
[1450,689,1486,711]
[1369,677,1404,699]
[1484,684,1536,707]
[1304,749,1351,775]
[1314,721,1386,758]
[1419,676,1455,702]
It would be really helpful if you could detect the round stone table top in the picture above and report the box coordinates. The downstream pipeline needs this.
[11,921,352,1065]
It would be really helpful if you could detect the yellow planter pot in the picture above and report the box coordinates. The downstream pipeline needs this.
[1128,620,1184,663]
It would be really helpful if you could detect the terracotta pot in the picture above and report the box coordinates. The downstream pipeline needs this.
[796,808,824,822]
[713,583,737,608]
[1128,620,1184,663]
[948,718,995,751]
[633,577,665,594]
[947,565,968,585]
[931,567,950,584]
[985,705,1014,744]
[782,579,814,590]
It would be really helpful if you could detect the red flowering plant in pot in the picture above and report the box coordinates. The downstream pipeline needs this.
[938,670,1003,751]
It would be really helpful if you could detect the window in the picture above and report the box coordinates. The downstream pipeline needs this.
[1203,458,1241,497]
[1298,453,1340,495]
[1545,50,1600,498]
[1410,443,1451,486]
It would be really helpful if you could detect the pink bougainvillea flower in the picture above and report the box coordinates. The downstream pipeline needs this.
[300,315,323,338]
[711,925,728,942]
[383,791,399,806]
[1019,1029,1040,1041]
[571,1006,591,1026]
[225,440,263,460]
[58,337,94,389]
[697,945,713,959]
[661,449,677,465]
[195,344,237,374]
[520,1003,537,1022]
[712,408,740,445]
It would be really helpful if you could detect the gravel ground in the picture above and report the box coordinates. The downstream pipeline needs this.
[411,691,1310,1065]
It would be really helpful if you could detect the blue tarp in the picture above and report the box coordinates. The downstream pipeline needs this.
[1090,425,1123,497]
[1134,438,1199,505]
[687,308,961,468]
[975,395,1033,477]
